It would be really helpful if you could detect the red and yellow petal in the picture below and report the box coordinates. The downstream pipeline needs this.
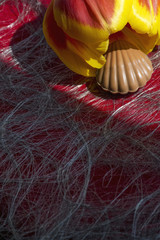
[66,37,109,69]
[129,0,160,36]
[43,0,107,77]
[53,0,133,44]
[122,25,158,54]
[107,0,133,33]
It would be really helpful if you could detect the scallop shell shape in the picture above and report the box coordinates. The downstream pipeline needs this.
[96,40,153,94]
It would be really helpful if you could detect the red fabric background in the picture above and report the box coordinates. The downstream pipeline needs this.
[1,0,160,238]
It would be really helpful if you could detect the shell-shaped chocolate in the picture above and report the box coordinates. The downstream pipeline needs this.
[96,40,153,94]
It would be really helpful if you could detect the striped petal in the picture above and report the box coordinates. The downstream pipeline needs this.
[122,25,158,54]
[53,0,133,43]
[43,0,108,76]
[129,0,160,36]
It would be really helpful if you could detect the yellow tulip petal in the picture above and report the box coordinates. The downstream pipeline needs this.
[53,0,133,44]
[43,0,99,77]
[129,0,160,36]
[67,37,109,69]
[107,0,133,33]
[122,25,158,54]
[53,1,109,44]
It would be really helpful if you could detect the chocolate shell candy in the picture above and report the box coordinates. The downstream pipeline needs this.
[96,40,153,94]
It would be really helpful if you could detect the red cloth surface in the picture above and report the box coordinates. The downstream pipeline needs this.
[1,0,160,238]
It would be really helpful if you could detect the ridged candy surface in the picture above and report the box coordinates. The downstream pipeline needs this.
[96,40,153,94]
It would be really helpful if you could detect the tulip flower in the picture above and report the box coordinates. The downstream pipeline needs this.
[43,0,160,78]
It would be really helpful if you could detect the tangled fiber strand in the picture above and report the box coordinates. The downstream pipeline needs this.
[0,0,160,239]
